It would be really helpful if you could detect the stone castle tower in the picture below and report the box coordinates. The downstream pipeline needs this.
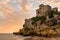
[36,4,51,17]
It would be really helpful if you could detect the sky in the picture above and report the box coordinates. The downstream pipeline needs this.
[0,0,60,33]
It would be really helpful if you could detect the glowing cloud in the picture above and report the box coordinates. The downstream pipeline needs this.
[21,0,30,12]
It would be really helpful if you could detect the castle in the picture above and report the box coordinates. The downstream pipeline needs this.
[24,4,59,29]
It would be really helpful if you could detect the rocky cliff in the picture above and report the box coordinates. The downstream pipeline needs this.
[13,4,60,37]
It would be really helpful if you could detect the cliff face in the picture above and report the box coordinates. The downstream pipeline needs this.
[13,4,60,37]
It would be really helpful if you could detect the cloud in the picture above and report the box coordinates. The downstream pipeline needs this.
[0,0,32,33]
[0,0,60,33]
[20,0,31,13]
[0,0,10,4]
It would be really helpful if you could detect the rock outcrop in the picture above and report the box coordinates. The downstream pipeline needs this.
[13,4,60,37]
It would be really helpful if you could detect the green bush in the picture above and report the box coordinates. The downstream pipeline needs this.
[52,11,60,16]
[31,16,46,25]
[57,12,60,15]
[31,16,41,22]
[39,16,46,24]
[48,11,54,18]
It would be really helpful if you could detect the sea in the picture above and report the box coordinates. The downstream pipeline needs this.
[0,33,31,40]
[1,34,60,40]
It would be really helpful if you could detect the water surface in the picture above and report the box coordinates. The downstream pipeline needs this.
[0,33,31,40]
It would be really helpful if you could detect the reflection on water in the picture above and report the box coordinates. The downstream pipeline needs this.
[0,33,31,40]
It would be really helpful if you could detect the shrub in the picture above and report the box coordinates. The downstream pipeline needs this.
[48,11,54,18]
[57,12,60,15]
[39,16,46,24]
[31,16,46,25]
[31,16,41,22]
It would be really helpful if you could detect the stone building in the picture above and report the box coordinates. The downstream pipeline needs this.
[36,4,51,17]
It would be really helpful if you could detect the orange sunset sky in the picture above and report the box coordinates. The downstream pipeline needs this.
[0,0,60,33]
